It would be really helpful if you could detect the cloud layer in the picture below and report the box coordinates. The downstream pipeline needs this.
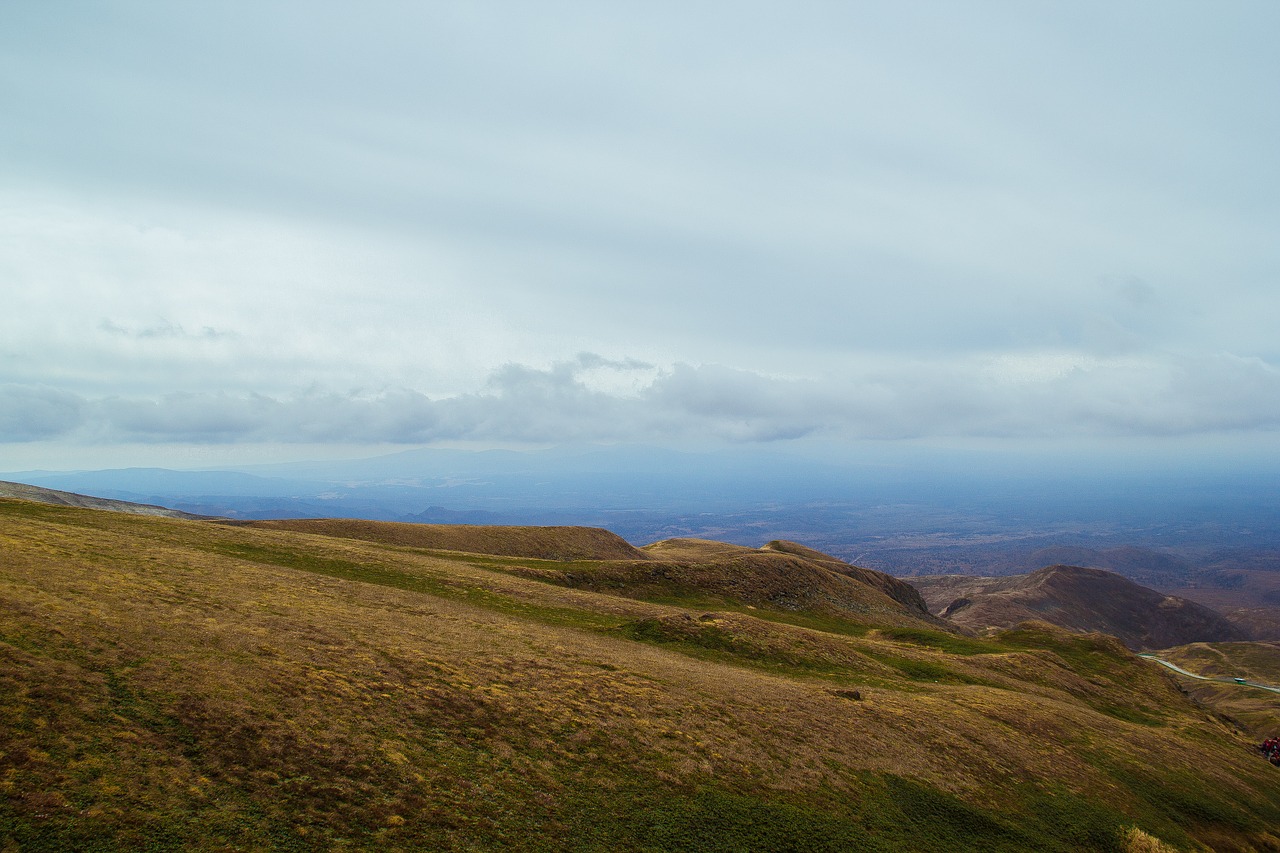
[2,3,1278,466]
[5,352,1278,449]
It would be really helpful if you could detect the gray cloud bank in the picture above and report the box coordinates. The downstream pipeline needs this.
[4,352,1278,447]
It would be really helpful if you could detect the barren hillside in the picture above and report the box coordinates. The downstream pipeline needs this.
[914,565,1246,650]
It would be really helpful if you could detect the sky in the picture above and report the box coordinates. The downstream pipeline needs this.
[2,1,1279,472]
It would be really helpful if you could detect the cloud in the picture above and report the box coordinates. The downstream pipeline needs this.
[95,393,282,443]
[99,319,237,341]
[6,4,1279,368]
[2,4,1279,469]
[1104,353,1280,435]
[5,352,1279,449]
[0,385,85,441]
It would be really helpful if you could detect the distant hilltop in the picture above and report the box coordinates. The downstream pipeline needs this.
[914,564,1247,650]
[0,479,213,520]
[235,517,651,562]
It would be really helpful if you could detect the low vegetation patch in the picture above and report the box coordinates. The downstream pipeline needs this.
[616,615,856,681]
[871,626,999,656]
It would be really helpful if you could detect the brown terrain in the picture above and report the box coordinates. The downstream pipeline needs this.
[1147,641,1280,739]
[238,517,650,561]
[881,540,1280,642]
[913,565,1247,650]
[6,487,1280,850]
[1168,571,1280,642]
[512,536,946,631]
[1009,546,1280,641]
[239,524,945,632]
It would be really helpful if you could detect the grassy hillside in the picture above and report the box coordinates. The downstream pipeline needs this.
[492,535,948,633]
[3,499,1280,851]
[239,518,650,562]
[1153,642,1280,740]
[0,480,207,520]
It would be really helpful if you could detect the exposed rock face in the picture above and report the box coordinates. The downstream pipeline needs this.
[913,564,1248,650]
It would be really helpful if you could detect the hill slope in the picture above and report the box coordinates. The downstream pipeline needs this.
[3,499,1280,851]
[0,479,210,520]
[529,536,947,631]
[762,539,932,614]
[914,565,1247,650]
[1166,564,1280,642]
[1149,641,1280,740]
[237,523,943,632]
[237,517,649,561]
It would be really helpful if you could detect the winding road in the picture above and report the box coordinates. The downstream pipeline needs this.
[1138,654,1280,695]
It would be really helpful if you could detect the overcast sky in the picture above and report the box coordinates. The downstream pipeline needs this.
[2,1,1278,471]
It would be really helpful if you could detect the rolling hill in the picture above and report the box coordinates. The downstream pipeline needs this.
[4,498,1280,851]
[0,479,211,520]
[1146,641,1280,739]
[913,565,1247,651]
[1166,565,1280,642]
[235,517,650,561]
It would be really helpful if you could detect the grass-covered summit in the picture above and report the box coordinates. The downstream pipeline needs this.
[3,498,1279,851]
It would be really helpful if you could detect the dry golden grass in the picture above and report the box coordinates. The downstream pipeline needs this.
[640,537,755,560]
[1153,642,1280,739]
[3,498,1280,851]
[519,537,947,631]
[1122,826,1182,853]
[239,518,649,561]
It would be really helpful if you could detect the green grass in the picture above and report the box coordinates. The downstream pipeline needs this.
[450,549,893,641]
[998,625,1129,679]
[1078,751,1278,848]
[553,772,1135,853]
[723,606,875,639]
[613,617,1005,692]
[860,650,994,685]
[996,625,1176,725]
[872,626,1001,656]
[1,498,111,526]
[0,765,1137,853]
[616,617,856,682]
[491,558,894,643]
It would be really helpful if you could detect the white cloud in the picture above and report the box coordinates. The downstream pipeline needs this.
[2,3,1278,468]
[4,351,1278,454]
